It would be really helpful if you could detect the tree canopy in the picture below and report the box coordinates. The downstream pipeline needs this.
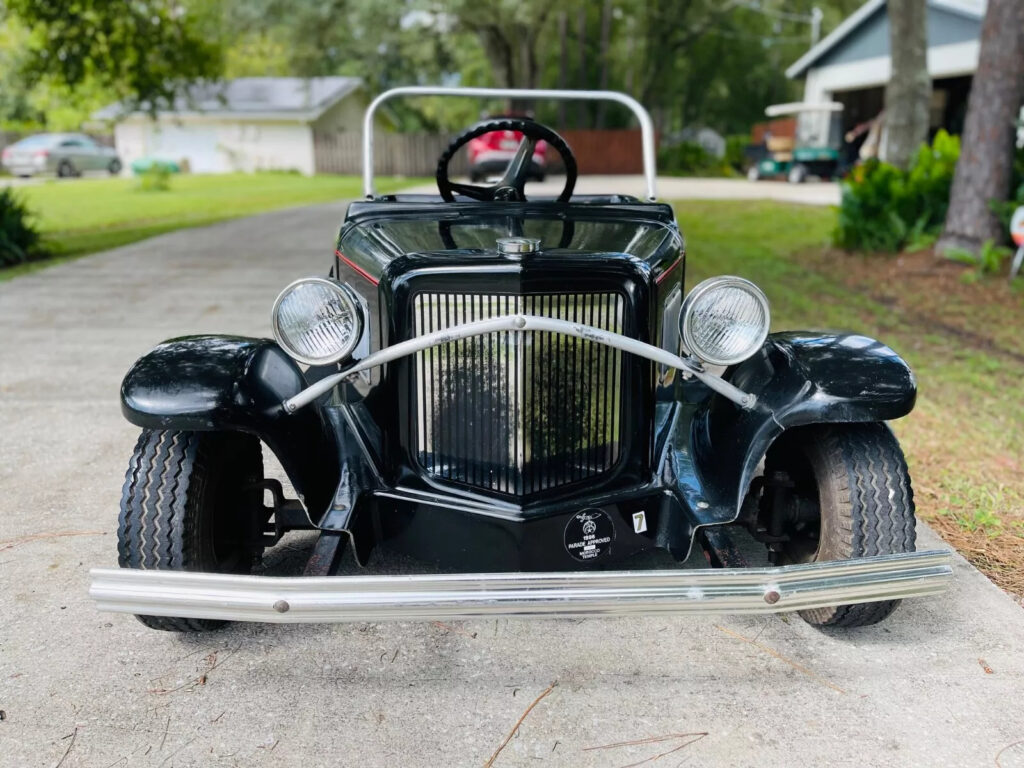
[0,0,863,135]
[4,0,221,120]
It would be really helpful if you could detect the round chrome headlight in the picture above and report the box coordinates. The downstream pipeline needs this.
[272,277,363,365]
[679,276,770,366]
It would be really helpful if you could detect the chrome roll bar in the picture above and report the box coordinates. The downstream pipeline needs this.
[362,86,658,201]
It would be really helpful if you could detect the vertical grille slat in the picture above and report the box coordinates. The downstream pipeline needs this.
[599,294,611,469]
[570,293,581,484]
[589,296,599,474]
[412,291,624,496]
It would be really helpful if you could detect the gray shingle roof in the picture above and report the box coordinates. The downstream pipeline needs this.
[786,0,985,79]
[93,77,363,121]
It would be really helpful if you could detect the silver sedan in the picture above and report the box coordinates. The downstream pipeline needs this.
[1,133,122,178]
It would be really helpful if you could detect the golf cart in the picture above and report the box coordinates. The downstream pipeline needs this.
[748,101,844,183]
[90,87,951,632]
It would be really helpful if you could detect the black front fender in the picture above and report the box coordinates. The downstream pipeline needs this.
[691,331,916,513]
[121,336,338,520]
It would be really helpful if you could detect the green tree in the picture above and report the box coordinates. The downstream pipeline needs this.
[442,0,557,90]
[6,0,222,117]
[213,0,471,130]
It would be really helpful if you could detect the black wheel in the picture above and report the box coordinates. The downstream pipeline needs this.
[56,160,75,178]
[117,430,264,631]
[108,158,122,175]
[762,423,916,628]
[787,164,808,184]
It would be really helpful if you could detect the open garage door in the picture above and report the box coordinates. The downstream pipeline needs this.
[147,123,225,173]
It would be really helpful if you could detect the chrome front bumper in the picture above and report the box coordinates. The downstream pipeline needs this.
[90,550,952,623]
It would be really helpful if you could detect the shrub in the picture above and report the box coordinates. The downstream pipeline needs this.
[990,145,1024,231]
[945,238,1013,276]
[834,130,960,252]
[724,134,749,173]
[0,187,44,268]
[904,129,960,227]
[136,163,173,192]
[834,159,908,252]
[658,141,733,177]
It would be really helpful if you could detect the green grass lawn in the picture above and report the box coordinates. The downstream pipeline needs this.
[675,200,1024,596]
[1,172,419,280]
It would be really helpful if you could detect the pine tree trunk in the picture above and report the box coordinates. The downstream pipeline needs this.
[557,12,568,128]
[938,0,1024,254]
[594,0,613,128]
[576,9,587,129]
[883,0,931,169]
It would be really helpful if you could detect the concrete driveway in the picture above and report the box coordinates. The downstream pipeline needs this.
[401,174,842,205]
[2,202,1023,768]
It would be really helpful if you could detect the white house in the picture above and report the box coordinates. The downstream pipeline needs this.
[94,77,368,176]
[785,0,986,148]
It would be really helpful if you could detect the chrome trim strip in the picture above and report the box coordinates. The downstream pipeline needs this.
[362,86,658,200]
[283,314,757,414]
[90,550,952,623]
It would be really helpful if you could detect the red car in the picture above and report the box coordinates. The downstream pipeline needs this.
[468,117,548,182]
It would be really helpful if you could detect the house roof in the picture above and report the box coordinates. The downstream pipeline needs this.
[93,77,363,122]
[786,0,986,79]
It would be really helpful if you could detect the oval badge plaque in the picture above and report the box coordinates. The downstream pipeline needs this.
[564,508,615,562]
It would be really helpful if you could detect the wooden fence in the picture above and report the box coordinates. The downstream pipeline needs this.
[314,131,468,177]
[555,129,646,174]
[313,128,646,177]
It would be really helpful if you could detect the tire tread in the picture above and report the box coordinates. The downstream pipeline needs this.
[117,430,261,632]
[796,423,916,628]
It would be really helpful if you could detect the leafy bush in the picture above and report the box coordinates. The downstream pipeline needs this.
[834,130,960,252]
[137,163,172,192]
[834,160,908,252]
[990,145,1024,231]
[904,129,960,226]
[724,134,749,173]
[0,187,43,267]
[658,141,734,177]
[945,238,1013,277]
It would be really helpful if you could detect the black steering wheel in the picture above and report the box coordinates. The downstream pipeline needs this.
[436,118,578,203]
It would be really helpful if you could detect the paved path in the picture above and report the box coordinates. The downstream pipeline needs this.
[1,202,1022,768]
[401,174,842,205]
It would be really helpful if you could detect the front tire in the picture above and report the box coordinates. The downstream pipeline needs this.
[787,164,808,184]
[108,158,122,175]
[764,423,916,628]
[117,430,264,631]
[56,160,75,178]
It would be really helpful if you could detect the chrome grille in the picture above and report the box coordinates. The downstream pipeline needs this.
[412,292,625,495]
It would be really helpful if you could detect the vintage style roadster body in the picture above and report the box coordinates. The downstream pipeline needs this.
[90,87,951,632]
